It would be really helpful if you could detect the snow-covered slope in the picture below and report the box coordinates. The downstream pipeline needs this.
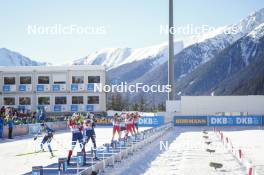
[72,41,184,70]
[181,8,264,64]
[240,23,264,66]
[247,23,264,40]
[121,8,264,104]
[0,48,46,66]
[174,22,264,96]
[74,8,264,79]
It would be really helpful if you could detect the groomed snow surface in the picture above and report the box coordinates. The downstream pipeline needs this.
[144,128,247,175]
[0,126,150,175]
[144,127,264,175]
[0,126,263,175]
[223,129,264,175]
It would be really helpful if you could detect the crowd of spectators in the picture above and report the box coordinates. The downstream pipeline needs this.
[0,106,107,139]
[0,106,48,139]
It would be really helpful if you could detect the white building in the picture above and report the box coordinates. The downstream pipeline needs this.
[165,96,264,122]
[0,65,106,113]
[167,96,264,115]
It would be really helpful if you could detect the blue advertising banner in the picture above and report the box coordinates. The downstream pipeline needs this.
[52,85,60,92]
[138,116,164,127]
[70,105,78,112]
[71,84,78,91]
[19,85,26,92]
[54,105,62,112]
[208,116,262,126]
[36,85,44,92]
[174,116,208,126]
[87,84,94,91]
[17,105,26,110]
[3,85,10,92]
[86,105,94,112]
[94,116,164,127]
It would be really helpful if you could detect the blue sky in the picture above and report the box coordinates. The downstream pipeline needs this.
[0,0,263,64]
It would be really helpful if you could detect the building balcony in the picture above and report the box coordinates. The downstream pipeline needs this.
[2,85,16,92]
[36,84,51,92]
[18,84,33,92]
[70,84,85,92]
[53,105,68,112]
[52,84,67,92]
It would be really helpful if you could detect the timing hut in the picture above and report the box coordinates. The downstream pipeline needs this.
[0,65,106,113]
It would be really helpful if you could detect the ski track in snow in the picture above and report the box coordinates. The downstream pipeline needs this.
[0,126,150,175]
[1,127,264,175]
[99,126,180,175]
[101,127,264,175]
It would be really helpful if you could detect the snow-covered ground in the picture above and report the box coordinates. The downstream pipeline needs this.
[1,127,263,175]
[223,129,264,175]
[143,128,247,175]
[102,127,264,175]
[0,126,150,175]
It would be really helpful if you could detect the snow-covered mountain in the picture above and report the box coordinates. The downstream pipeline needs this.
[176,22,264,96]
[71,8,264,105]
[0,48,46,66]
[72,41,184,70]
[117,8,264,104]
[179,8,264,70]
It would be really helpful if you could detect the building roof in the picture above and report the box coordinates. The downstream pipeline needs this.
[0,65,105,72]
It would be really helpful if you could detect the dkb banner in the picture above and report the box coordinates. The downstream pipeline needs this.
[174,116,208,126]
[138,116,164,127]
[208,116,262,126]
[95,116,164,127]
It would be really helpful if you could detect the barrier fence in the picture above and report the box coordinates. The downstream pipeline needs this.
[174,116,263,126]
[1,116,165,138]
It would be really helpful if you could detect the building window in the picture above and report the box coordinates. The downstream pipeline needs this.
[88,96,99,104]
[4,77,15,85]
[38,76,50,84]
[88,76,100,83]
[55,97,67,105]
[20,76,31,84]
[72,96,83,104]
[4,97,15,105]
[38,97,50,105]
[72,76,84,84]
[53,74,66,84]
[19,97,31,105]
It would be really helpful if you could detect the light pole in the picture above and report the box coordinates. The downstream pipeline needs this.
[168,0,175,100]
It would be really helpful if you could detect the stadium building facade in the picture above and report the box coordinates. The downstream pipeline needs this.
[0,65,106,112]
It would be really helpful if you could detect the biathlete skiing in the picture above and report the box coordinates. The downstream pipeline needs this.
[120,113,127,134]
[111,113,121,142]
[134,112,141,134]
[34,123,55,157]
[83,112,99,161]
[125,113,135,138]
[67,113,85,165]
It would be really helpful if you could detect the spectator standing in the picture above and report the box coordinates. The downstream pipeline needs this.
[0,106,5,114]
[0,115,4,139]
[7,115,14,139]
